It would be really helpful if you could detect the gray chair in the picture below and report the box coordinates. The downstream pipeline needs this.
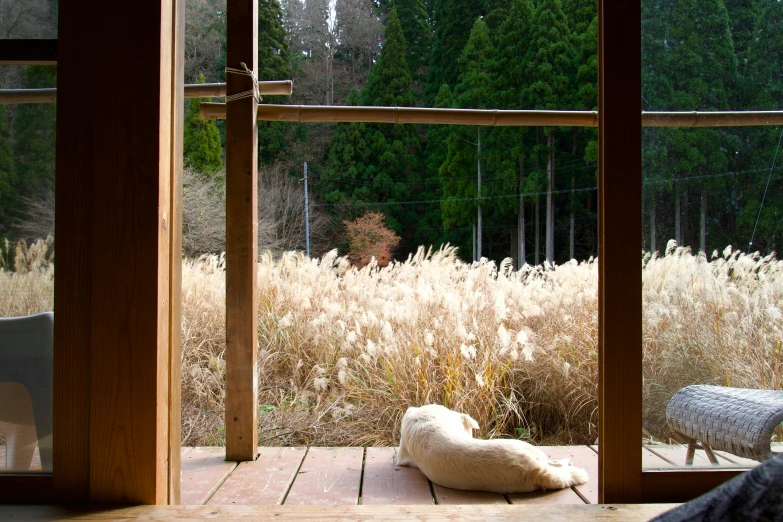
[667,384,783,465]
[0,312,53,472]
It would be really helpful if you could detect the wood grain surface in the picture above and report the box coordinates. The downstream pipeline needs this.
[361,447,433,505]
[207,447,306,505]
[431,484,508,505]
[224,0,259,462]
[283,447,363,505]
[0,503,680,521]
[180,447,238,505]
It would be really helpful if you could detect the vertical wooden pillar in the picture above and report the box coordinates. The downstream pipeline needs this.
[168,0,186,505]
[55,0,181,504]
[597,0,643,504]
[225,0,259,461]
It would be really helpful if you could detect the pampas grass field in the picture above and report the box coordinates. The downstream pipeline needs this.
[3,238,782,447]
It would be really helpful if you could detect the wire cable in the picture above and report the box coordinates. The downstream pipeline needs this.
[748,126,783,254]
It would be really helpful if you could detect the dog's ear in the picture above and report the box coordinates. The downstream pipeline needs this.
[461,414,480,431]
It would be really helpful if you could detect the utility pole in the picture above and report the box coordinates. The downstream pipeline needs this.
[303,161,310,257]
[477,127,482,260]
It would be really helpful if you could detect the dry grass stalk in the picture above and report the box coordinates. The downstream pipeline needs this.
[2,238,781,447]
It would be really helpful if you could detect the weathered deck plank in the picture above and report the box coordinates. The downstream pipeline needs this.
[207,447,307,505]
[713,451,760,468]
[431,484,508,505]
[284,447,364,505]
[591,445,676,469]
[507,487,586,505]
[644,444,734,468]
[361,447,433,505]
[544,446,598,504]
[180,447,238,505]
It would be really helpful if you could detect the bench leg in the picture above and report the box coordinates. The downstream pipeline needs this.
[685,440,696,465]
[702,442,721,465]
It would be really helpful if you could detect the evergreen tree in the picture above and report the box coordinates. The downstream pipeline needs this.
[322,89,374,205]
[325,10,422,255]
[0,102,16,232]
[12,66,56,201]
[493,0,535,263]
[440,18,496,259]
[564,0,596,36]
[183,95,223,177]
[522,0,574,262]
[419,84,452,249]
[392,0,431,93]
[724,0,760,67]
[483,0,511,34]
[737,0,783,254]
[258,0,294,165]
[362,9,415,107]
[426,0,483,101]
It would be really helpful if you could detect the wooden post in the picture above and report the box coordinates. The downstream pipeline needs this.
[169,0,186,505]
[598,0,643,503]
[225,0,259,461]
[54,0,181,504]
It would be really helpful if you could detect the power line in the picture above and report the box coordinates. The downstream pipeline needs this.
[748,126,783,254]
[312,165,782,208]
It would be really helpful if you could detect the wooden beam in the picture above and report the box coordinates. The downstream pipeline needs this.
[0,504,680,520]
[224,0,259,461]
[598,0,643,504]
[641,470,744,503]
[51,0,179,504]
[0,39,57,64]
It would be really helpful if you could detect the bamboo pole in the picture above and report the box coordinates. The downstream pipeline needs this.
[202,103,600,126]
[184,80,292,99]
[0,89,57,104]
[200,103,783,128]
[0,81,292,104]
[642,111,783,127]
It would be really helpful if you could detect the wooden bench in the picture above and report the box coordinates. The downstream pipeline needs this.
[666,385,783,465]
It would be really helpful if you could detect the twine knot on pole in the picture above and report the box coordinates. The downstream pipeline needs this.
[225,62,261,103]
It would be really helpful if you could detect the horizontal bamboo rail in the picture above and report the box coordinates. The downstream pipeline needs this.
[642,111,783,127]
[0,89,57,104]
[200,103,783,128]
[203,103,598,126]
[0,81,293,104]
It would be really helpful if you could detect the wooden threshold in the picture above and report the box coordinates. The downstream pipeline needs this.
[0,503,678,521]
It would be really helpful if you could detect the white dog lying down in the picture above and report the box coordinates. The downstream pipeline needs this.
[396,404,589,494]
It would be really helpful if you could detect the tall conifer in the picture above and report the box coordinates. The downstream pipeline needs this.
[0,101,16,231]
[12,66,56,201]
[392,0,431,92]
[440,18,496,259]
[258,0,293,165]
[523,0,573,262]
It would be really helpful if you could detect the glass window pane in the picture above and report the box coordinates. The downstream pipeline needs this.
[0,1,57,39]
[642,0,782,470]
[0,64,56,474]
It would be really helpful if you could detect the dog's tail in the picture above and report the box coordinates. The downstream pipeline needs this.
[537,461,590,490]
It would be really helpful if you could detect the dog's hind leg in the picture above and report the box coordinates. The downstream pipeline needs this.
[536,461,590,490]
[395,441,415,467]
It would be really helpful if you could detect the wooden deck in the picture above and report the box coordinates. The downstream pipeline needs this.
[177,443,757,506]
[4,443,770,520]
